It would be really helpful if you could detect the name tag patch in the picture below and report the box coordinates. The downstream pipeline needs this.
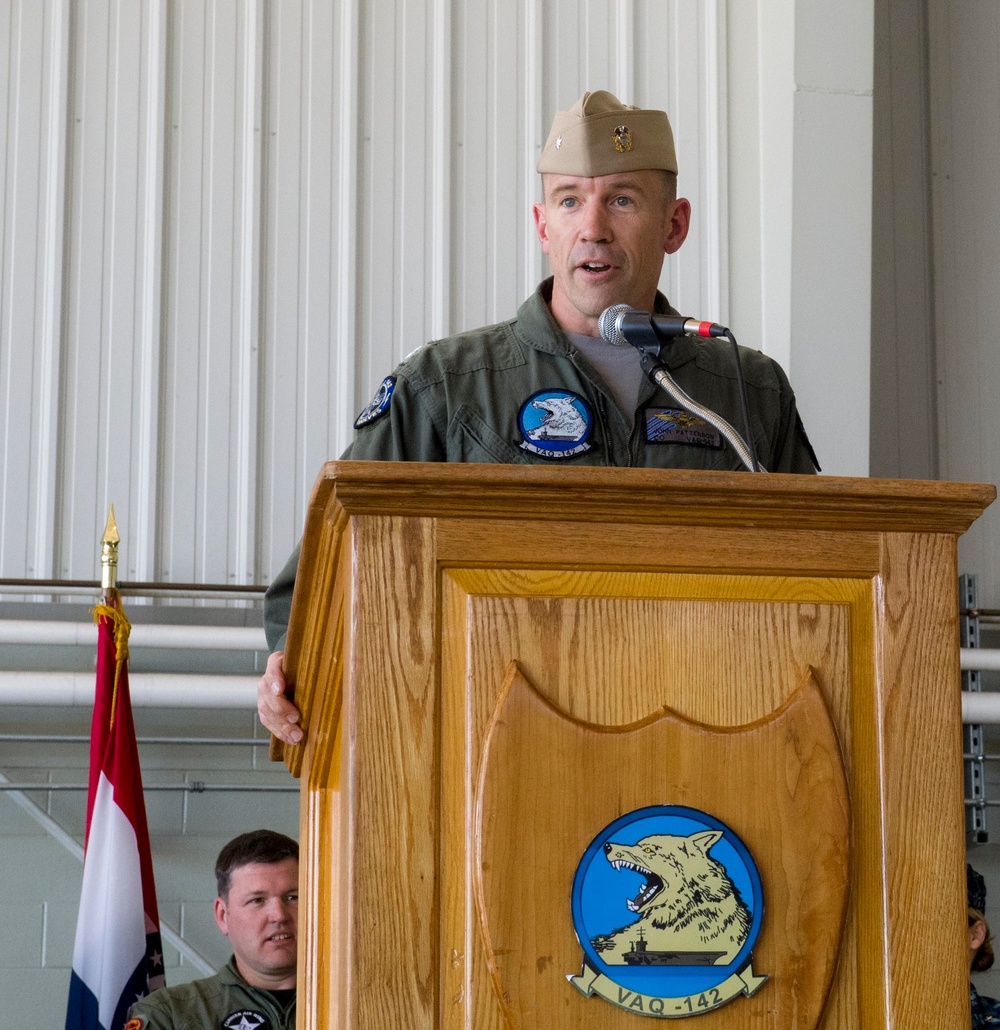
[645,408,722,449]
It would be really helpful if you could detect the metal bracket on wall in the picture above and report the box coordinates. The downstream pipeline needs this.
[962,573,989,843]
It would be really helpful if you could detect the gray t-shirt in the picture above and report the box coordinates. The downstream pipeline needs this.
[566,331,646,423]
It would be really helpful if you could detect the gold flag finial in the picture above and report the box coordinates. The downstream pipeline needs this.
[101,505,120,593]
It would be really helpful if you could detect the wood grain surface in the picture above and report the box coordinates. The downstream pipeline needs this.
[274,464,993,1030]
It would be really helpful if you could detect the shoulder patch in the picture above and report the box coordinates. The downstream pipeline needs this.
[123,1021,144,1030]
[354,376,395,429]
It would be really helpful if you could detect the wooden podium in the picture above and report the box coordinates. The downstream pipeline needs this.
[274,462,994,1030]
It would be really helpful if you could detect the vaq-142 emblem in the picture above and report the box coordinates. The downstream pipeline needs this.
[569,805,767,1018]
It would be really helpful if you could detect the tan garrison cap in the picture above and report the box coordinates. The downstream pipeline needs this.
[537,90,677,176]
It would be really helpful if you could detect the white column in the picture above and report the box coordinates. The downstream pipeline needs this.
[728,0,874,478]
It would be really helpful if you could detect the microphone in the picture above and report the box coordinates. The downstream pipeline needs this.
[598,304,729,347]
[596,303,763,472]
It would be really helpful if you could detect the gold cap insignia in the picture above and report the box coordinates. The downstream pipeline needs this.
[612,125,633,153]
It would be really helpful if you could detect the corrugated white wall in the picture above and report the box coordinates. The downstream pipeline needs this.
[927,4,1000,611]
[868,1,1000,609]
[924,7,1000,1002]
[0,0,731,590]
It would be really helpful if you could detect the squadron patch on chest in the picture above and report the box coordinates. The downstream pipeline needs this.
[221,1011,270,1030]
[645,407,723,449]
[517,389,594,458]
[354,376,395,428]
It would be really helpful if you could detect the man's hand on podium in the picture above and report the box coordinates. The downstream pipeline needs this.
[257,650,304,745]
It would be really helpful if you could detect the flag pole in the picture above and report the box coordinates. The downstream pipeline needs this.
[64,506,165,1030]
[96,509,129,729]
[101,505,119,600]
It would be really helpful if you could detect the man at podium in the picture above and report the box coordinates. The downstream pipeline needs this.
[258,89,819,744]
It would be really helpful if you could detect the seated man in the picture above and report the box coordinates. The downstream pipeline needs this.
[126,829,298,1030]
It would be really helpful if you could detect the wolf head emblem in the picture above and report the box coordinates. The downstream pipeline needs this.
[591,830,752,965]
[526,396,587,441]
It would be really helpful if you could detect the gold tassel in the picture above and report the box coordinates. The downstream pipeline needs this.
[92,590,131,730]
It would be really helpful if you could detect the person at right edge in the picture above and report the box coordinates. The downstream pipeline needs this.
[970,863,1000,1027]
[257,89,821,745]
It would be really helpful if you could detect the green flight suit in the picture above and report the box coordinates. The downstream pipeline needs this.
[126,957,295,1030]
[263,279,818,650]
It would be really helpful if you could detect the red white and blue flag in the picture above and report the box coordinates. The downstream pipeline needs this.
[65,593,165,1030]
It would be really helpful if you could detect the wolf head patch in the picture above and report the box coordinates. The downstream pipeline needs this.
[517,389,594,458]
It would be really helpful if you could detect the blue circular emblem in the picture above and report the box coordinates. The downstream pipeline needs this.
[569,806,767,1018]
[354,376,395,429]
[517,389,593,458]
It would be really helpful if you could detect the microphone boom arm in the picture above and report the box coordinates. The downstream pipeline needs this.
[600,304,765,473]
[645,359,762,473]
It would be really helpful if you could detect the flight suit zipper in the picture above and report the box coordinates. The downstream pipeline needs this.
[626,405,644,467]
[565,347,623,467]
[592,391,623,466]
